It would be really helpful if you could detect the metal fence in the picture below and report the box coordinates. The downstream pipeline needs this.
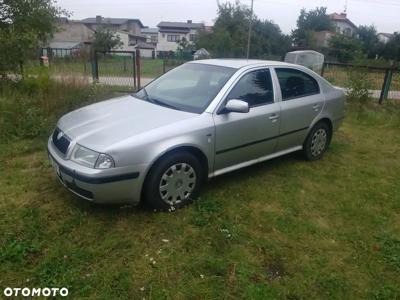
[37,48,400,101]
[321,62,400,102]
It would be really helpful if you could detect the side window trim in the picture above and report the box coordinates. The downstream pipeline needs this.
[214,66,280,115]
[274,67,321,101]
[224,68,275,108]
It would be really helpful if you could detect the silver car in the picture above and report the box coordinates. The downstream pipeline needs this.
[48,59,345,210]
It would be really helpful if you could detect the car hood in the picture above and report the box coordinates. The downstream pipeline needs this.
[58,95,197,151]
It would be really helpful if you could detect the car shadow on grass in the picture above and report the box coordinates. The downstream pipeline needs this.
[60,150,305,216]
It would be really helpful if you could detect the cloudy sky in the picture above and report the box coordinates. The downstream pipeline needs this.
[57,0,399,34]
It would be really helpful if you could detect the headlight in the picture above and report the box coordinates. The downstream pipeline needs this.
[95,153,115,169]
[71,145,115,169]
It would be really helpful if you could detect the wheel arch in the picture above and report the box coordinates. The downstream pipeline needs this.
[305,116,333,146]
[142,144,209,189]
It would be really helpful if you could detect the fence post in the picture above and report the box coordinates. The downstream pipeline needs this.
[135,49,141,89]
[379,63,394,104]
[163,59,166,74]
[91,50,99,83]
[320,62,326,77]
[132,52,137,90]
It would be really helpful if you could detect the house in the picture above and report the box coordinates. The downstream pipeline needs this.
[313,12,358,48]
[330,12,358,37]
[81,16,144,35]
[141,27,159,45]
[114,30,155,58]
[46,16,153,57]
[156,20,204,53]
[377,33,393,44]
[45,18,95,56]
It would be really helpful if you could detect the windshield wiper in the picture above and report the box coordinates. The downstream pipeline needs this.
[133,88,182,111]
[148,98,182,111]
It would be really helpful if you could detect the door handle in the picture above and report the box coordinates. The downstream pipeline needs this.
[269,114,279,122]
[312,104,320,111]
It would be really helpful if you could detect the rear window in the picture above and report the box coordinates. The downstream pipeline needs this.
[275,68,320,100]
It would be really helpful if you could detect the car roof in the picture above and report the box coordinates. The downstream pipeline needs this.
[189,59,297,69]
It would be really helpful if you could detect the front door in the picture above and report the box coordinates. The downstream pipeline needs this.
[213,68,281,172]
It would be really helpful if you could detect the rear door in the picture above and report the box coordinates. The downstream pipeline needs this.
[213,68,281,172]
[273,67,324,151]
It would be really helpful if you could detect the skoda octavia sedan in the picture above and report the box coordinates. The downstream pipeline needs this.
[48,59,345,210]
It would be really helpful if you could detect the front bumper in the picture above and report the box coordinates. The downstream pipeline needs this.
[47,138,147,205]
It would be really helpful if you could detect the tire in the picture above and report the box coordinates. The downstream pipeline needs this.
[143,151,204,211]
[303,122,332,161]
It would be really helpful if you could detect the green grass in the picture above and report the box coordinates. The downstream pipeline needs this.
[1,86,400,298]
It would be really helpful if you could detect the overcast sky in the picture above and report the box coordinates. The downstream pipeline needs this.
[57,0,399,34]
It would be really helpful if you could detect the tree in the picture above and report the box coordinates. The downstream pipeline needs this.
[328,34,363,62]
[377,33,400,61]
[176,37,194,58]
[357,25,379,58]
[0,0,67,75]
[291,7,332,47]
[196,1,290,58]
[92,26,122,52]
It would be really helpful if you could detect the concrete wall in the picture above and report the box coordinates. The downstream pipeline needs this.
[87,21,141,35]
[113,31,136,52]
[52,22,94,43]
[333,21,356,36]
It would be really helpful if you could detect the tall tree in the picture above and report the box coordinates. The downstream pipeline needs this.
[328,34,363,62]
[196,1,290,58]
[357,25,379,58]
[92,26,122,52]
[379,32,400,61]
[291,7,332,47]
[0,0,68,75]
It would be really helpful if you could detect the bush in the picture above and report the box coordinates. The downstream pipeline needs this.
[346,68,371,110]
[0,68,117,141]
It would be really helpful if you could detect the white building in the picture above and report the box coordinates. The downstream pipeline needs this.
[313,12,358,48]
[141,27,159,45]
[377,33,393,44]
[330,12,358,37]
[156,20,204,53]
[114,31,155,58]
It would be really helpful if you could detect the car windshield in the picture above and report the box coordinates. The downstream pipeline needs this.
[134,63,236,113]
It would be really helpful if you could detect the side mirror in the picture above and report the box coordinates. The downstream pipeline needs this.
[224,99,249,113]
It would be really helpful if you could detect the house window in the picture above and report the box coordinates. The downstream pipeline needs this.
[189,34,196,41]
[167,35,180,42]
[151,35,158,43]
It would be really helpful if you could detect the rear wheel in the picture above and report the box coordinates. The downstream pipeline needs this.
[143,152,203,211]
[303,122,331,161]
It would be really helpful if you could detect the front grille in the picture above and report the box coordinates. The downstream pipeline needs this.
[52,128,71,155]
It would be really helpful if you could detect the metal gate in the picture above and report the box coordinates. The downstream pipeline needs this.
[93,50,139,90]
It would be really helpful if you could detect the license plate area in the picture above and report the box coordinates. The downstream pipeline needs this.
[49,155,61,177]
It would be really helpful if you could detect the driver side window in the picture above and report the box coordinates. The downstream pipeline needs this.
[226,69,274,107]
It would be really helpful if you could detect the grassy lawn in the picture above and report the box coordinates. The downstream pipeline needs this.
[1,85,400,298]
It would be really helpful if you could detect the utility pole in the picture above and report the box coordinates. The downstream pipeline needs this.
[246,0,254,59]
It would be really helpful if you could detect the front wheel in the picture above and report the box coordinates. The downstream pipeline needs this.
[143,152,203,211]
[303,122,331,161]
